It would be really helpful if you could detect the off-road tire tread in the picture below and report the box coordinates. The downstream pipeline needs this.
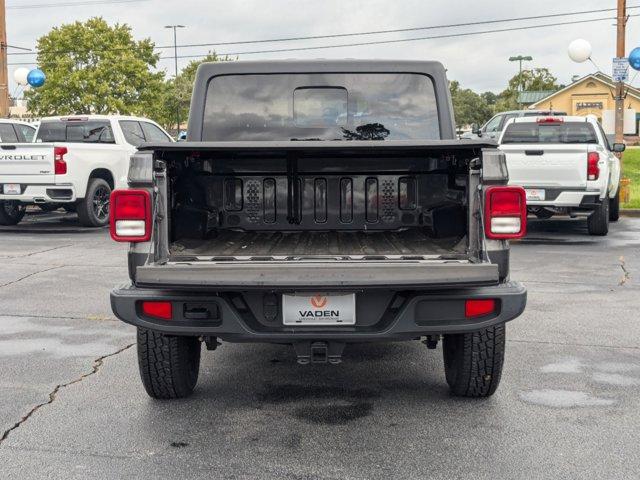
[587,198,609,236]
[137,328,201,400]
[443,325,505,398]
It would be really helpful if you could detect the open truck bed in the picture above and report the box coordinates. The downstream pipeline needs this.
[143,139,494,266]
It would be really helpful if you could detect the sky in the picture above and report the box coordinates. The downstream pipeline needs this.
[6,0,640,94]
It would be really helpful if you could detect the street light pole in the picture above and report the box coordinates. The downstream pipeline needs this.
[165,25,185,134]
[509,55,533,108]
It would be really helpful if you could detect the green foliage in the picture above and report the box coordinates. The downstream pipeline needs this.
[26,18,165,118]
[159,52,234,131]
[495,68,559,112]
[450,80,493,128]
[621,148,640,209]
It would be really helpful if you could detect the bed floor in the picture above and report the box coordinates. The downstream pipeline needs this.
[170,229,466,258]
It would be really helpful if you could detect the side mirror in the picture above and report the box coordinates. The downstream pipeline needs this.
[612,143,626,153]
[471,123,481,135]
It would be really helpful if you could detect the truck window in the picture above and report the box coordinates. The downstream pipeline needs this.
[37,120,115,144]
[120,121,146,147]
[16,124,36,142]
[202,73,440,141]
[0,124,19,142]
[483,115,503,133]
[140,122,172,142]
[502,122,598,144]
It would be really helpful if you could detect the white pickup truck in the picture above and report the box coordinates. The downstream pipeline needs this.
[499,116,622,236]
[0,115,173,227]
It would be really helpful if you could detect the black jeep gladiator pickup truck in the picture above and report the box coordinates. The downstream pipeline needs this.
[110,60,527,399]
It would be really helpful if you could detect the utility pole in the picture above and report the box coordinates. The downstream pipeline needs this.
[0,0,9,118]
[165,25,185,134]
[615,0,626,151]
[509,55,533,108]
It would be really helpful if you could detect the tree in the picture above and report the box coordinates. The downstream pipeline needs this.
[450,80,493,128]
[159,52,234,131]
[26,18,165,118]
[495,68,559,112]
[481,91,498,108]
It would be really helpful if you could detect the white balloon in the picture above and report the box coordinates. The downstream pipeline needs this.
[568,39,592,63]
[14,67,30,86]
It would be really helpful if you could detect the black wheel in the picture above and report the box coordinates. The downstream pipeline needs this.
[0,201,26,226]
[587,198,609,236]
[77,178,111,227]
[137,328,201,400]
[609,189,620,222]
[38,204,61,212]
[443,325,506,398]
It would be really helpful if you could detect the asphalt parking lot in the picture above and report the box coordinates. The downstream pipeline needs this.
[0,210,639,479]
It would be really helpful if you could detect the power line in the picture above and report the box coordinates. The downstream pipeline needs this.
[154,5,640,50]
[6,0,148,9]
[155,14,640,61]
[7,13,638,66]
[7,5,640,56]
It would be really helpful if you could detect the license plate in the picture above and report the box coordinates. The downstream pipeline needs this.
[525,188,546,201]
[3,184,20,195]
[283,293,356,326]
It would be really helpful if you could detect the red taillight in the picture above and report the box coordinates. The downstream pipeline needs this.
[465,299,496,318]
[587,152,600,181]
[141,301,172,320]
[537,117,564,124]
[109,189,152,242]
[54,146,67,175]
[485,186,527,240]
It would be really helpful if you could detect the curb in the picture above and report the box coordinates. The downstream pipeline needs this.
[620,209,640,217]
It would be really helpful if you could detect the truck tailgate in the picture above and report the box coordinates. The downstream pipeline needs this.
[135,261,499,290]
[0,144,55,184]
[500,144,589,188]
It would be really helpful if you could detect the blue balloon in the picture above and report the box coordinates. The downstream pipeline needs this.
[27,69,46,88]
[629,48,640,71]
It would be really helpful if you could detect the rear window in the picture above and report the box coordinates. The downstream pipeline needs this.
[36,120,115,144]
[502,121,598,144]
[202,73,440,141]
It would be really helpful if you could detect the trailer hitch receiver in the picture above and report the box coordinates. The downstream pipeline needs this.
[294,341,345,365]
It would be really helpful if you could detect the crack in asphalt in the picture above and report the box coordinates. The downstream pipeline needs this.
[0,266,65,288]
[0,343,135,446]
[619,256,631,286]
[0,244,74,259]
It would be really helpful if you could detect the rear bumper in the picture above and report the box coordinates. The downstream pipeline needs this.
[110,281,527,342]
[0,184,76,203]
[521,187,603,208]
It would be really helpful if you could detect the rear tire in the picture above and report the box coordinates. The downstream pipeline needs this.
[137,328,201,400]
[77,178,111,227]
[443,325,506,398]
[609,189,620,222]
[587,198,609,236]
[0,201,26,226]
